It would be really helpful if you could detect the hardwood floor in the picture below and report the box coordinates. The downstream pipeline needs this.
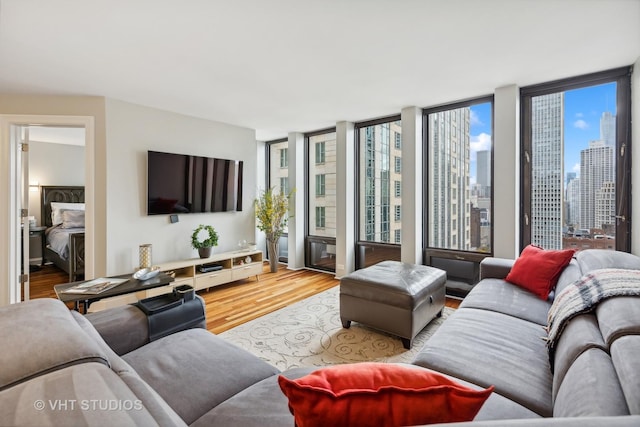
[28,262,461,334]
[202,264,338,333]
[28,264,70,299]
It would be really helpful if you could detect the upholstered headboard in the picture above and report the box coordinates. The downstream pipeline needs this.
[40,186,85,228]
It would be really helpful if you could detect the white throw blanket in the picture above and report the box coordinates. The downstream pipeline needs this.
[546,268,640,365]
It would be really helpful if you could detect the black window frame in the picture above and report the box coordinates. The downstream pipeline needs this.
[422,95,495,263]
[354,115,402,269]
[265,138,290,263]
[520,66,632,253]
[304,127,337,272]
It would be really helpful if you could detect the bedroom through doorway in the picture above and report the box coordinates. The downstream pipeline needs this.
[22,126,87,300]
[1,114,95,306]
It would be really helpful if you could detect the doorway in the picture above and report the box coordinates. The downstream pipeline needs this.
[0,115,95,306]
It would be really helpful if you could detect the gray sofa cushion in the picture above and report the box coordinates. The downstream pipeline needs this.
[413,307,552,416]
[459,279,551,325]
[550,259,583,296]
[85,304,150,356]
[123,328,280,425]
[610,335,640,414]
[0,363,181,427]
[575,249,640,273]
[553,348,629,417]
[0,299,108,391]
[595,296,640,347]
[191,367,310,427]
[194,365,540,427]
[70,311,186,425]
[551,313,606,400]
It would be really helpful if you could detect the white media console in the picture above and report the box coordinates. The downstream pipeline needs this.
[87,249,263,312]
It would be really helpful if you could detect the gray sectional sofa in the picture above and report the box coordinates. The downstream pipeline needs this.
[414,249,640,426]
[1,249,639,426]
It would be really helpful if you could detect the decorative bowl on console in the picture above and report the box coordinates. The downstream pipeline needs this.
[133,266,161,281]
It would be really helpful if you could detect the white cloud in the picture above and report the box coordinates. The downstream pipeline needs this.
[572,163,580,174]
[574,119,589,130]
[575,112,584,118]
[470,133,492,152]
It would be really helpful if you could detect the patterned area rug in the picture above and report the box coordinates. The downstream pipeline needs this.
[219,285,452,370]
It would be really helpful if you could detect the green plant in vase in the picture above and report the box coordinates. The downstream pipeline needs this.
[191,224,219,258]
[255,187,294,272]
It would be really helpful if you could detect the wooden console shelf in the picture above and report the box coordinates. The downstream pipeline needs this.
[157,249,263,292]
[86,249,263,312]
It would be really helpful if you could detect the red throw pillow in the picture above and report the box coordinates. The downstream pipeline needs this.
[278,363,493,427]
[505,244,575,300]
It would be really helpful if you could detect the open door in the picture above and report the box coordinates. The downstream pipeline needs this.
[18,126,31,301]
[1,114,94,307]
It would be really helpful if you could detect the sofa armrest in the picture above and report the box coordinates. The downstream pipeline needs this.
[85,295,207,356]
[479,257,515,280]
[85,304,150,356]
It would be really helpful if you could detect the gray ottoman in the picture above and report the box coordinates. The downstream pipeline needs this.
[340,261,446,349]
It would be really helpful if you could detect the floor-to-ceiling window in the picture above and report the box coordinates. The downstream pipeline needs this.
[266,138,289,262]
[306,129,337,272]
[423,97,494,297]
[355,116,402,269]
[521,67,631,252]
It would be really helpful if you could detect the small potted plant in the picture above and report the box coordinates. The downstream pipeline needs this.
[191,224,219,258]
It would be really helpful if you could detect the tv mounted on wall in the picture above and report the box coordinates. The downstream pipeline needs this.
[147,150,243,215]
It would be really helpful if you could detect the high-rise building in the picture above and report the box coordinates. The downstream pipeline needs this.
[309,132,337,238]
[427,108,471,250]
[359,122,402,244]
[566,174,580,227]
[531,93,564,250]
[600,111,616,147]
[476,150,491,198]
[580,140,614,230]
[595,181,615,232]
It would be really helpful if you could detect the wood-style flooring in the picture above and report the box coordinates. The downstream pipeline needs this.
[28,262,461,334]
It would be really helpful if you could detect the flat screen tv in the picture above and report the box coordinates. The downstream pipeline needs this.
[147,150,243,215]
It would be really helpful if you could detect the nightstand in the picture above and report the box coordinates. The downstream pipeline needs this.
[21,225,47,271]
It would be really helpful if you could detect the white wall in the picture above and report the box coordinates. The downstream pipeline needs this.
[104,99,258,274]
[28,141,85,226]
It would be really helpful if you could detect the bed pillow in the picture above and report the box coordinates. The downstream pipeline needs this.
[61,210,85,229]
[50,202,85,226]
[505,244,575,300]
[278,363,493,427]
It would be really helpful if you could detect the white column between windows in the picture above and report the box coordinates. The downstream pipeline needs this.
[335,121,355,278]
[287,132,305,269]
[400,106,423,264]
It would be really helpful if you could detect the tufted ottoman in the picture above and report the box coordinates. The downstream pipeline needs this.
[340,261,446,349]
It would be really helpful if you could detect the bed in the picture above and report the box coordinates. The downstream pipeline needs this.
[41,185,85,282]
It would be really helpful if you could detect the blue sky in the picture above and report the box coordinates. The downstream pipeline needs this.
[469,102,492,183]
[564,82,616,180]
[467,84,616,186]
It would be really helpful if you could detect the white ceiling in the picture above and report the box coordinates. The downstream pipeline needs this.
[1,0,639,141]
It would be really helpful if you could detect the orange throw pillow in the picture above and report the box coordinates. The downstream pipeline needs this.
[278,363,494,427]
[505,244,575,300]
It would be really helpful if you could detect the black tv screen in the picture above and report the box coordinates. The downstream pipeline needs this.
[147,150,243,215]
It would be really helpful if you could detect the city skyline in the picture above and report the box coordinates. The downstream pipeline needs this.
[564,82,616,182]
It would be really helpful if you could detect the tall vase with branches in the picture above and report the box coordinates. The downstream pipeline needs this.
[255,187,293,272]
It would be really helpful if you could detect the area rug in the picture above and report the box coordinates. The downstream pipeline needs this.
[219,286,453,370]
